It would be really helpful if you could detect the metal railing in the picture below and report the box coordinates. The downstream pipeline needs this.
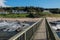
[9,19,43,40]
[45,18,60,40]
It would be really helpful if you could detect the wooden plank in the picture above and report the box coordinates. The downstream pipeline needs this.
[33,19,47,40]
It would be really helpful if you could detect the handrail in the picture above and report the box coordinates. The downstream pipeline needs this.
[9,18,43,40]
[45,18,60,40]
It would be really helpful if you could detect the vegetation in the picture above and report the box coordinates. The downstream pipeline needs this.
[1,7,60,18]
[40,12,60,17]
[0,7,44,18]
[45,8,60,14]
[0,12,60,18]
[0,13,29,18]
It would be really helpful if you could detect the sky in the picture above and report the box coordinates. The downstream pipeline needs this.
[0,0,60,8]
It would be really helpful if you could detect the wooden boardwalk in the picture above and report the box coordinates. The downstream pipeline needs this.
[33,19,47,40]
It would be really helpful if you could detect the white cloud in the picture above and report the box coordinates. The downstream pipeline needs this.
[0,0,10,7]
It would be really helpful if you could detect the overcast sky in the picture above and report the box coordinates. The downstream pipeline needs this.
[0,0,60,8]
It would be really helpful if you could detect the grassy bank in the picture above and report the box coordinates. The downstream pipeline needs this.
[40,12,60,17]
[0,13,29,18]
[0,12,60,18]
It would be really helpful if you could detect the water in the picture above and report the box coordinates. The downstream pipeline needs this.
[50,21,60,38]
[56,32,60,38]
[0,20,34,32]
[0,20,35,40]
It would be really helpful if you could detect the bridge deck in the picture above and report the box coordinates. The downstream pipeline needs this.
[33,19,47,40]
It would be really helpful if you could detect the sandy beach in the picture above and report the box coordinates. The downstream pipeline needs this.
[0,18,41,22]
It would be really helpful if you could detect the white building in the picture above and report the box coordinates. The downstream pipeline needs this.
[43,10,51,13]
[12,10,27,14]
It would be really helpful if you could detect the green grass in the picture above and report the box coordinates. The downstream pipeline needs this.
[0,12,60,18]
[39,12,60,17]
[0,13,29,18]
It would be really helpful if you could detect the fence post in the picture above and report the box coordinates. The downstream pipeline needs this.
[25,32,26,40]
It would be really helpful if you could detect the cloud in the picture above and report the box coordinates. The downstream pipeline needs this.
[0,0,10,7]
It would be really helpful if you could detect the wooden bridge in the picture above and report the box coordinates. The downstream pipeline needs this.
[32,19,47,40]
[3,18,60,40]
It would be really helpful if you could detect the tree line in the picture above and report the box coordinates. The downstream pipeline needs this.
[0,7,60,18]
[0,7,44,18]
[45,8,60,14]
[1,7,60,14]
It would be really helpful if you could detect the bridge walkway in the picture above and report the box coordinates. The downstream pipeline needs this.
[32,19,47,40]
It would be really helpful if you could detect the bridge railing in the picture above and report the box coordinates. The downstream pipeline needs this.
[45,19,60,40]
[9,18,43,40]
